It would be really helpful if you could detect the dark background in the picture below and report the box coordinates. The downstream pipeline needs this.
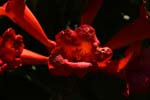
[0,0,149,100]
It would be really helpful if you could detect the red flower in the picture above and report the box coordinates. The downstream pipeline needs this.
[49,25,113,78]
[0,0,55,48]
[0,28,24,74]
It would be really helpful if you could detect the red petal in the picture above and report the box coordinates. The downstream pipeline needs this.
[0,0,52,47]
[105,4,150,50]
[80,0,103,25]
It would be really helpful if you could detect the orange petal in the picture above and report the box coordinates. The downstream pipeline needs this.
[117,50,133,72]
[0,7,6,16]
[117,41,142,72]
[21,49,48,65]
